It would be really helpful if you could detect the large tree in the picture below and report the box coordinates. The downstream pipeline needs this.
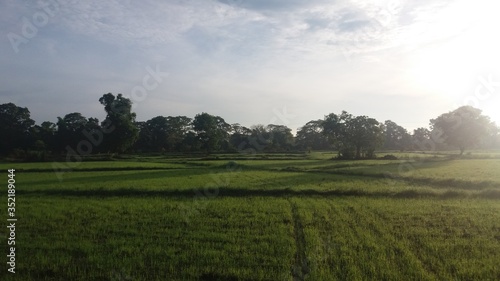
[165,116,192,151]
[0,103,35,155]
[263,124,294,152]
[28,121,57,152]
[430,106,495,155]
[323,111,384,158]
[411,127,432,151]
[39,121,57,151]
[181,131,201,152]
[296,120,330,151]
[495,126,500,148]
[133,121,151,152]
[134,115,192,152]
[383,120,411,151]
[145,116,169,152]
[346,115,384,158]
[248,124,272,153]
[192,112,230,153]
[229,123,252,152]
[55,113,90,152]
[99,93,139,153]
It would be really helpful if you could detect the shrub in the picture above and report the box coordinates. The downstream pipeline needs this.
[381,154,398,160]
[8,149,26,160]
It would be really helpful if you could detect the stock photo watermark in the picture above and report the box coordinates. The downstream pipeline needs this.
[456,74,500,109]
[7,0,66,54]
[6,169,17,274]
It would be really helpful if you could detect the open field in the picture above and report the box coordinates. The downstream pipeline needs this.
[1,151,500,280]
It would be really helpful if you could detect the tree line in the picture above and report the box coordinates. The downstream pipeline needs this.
[1,93,499,160]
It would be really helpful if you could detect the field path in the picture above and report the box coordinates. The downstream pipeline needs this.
[289,200,310,281]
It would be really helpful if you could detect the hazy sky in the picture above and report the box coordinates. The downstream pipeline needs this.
[1,0,499,133]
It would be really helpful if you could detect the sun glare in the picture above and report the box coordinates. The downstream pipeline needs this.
[483,107,500,127]
[408,0,500,116]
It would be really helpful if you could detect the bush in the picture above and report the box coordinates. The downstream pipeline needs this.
[381,154,398,160]
[25,151,44,162]
[225,161,240,170]
[8,149,26,160]
[7,149,51,162]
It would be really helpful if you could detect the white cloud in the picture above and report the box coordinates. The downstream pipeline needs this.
[2,0,500,129]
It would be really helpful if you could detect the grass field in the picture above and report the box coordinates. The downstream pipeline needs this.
[1,151,500,280]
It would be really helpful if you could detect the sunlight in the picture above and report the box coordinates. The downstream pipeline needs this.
[482,106,500,127]
[407,0,500,109]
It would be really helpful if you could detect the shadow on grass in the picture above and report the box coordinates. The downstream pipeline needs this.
[17,186,500,200]
[357,172,499,191]
[15,166,186,173]
[24,168,217,186]
[293,161,500,190]
[199,273,246,281]
[258,161,500,191]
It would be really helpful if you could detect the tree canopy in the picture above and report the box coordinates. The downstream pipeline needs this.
[296,120,330,151]
[0,103,35,155]
[99,93,139,153]
[192,113,230,153]
[383,120,411,151]
[430,106,496,155]
[323,111,384,159]
[55,113,99,152]
[1,99,499,160]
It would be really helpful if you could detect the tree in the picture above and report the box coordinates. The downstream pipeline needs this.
[296,120,330,151]
[323,111,384,159]
[229,123,252,152]
[55,113,100,153]
[494,126,500,148]
[322,112,347,156]
[346,115,384,158]
[248,124,272,153]
[99,93,139,153]
[29,121,58,153]
[0,103,35,155]
[39,121,57,151]
[146,116,169,152]
[383,120,411,151]
[181,131,201,152]
[192,113,230,153]
[165,116,192,151]
[411,127,432,151]
[412,127,430,143]
[133,121,150,152]
[430,106,495,155]
[134,116,192,153]
[266,124,294,151]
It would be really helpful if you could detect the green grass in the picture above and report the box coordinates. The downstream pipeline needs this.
[0,160,188,172]
[297,198,500,280]
[1,152,500,280]
[12,197,294,280]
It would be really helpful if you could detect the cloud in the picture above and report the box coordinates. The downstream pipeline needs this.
[216,0,322,12]
[55,0,187,45]
[2,0,498,131]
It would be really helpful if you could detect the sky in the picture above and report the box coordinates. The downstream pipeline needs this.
[1,0,499,134]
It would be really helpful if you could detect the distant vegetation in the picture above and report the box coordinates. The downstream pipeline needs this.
[1,93,498,161]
